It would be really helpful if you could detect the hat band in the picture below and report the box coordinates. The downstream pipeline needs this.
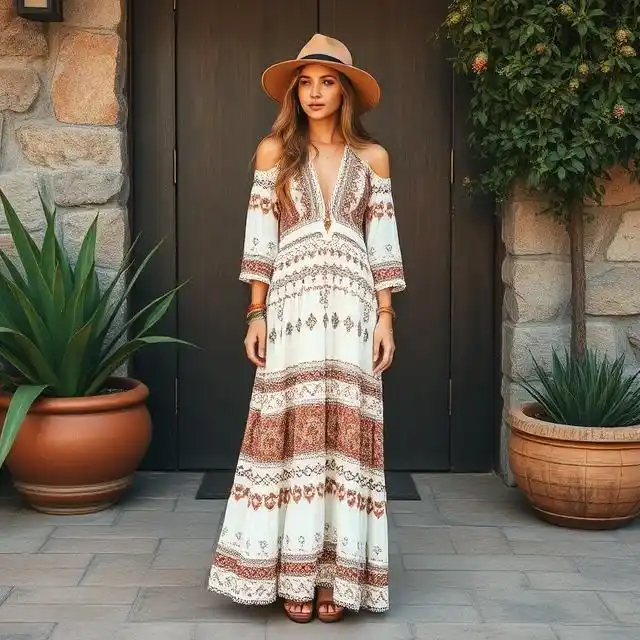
[300,53,345,65]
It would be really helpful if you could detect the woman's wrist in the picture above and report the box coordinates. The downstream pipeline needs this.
[376,312,393,331]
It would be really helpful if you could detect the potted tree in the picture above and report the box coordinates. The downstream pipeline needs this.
[443,1,640,529]
[0,190,189,514]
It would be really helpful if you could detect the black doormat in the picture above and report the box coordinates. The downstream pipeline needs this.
[195,470,236,500]
[195,470,421,501]
[385,472,421,500]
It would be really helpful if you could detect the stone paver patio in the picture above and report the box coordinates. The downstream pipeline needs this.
[1,472,639,639]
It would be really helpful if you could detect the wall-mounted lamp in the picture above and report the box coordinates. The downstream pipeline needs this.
[15,0,63,22]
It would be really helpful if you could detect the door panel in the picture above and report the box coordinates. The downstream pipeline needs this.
[320,0,452,469]
[130,0,177,469]
[176,0,317,469]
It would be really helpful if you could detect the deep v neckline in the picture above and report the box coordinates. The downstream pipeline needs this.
[309,144,349,221]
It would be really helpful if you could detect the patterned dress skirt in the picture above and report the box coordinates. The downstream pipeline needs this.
[208,147,406,613]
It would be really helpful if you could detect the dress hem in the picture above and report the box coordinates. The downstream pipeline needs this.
[207,579,390,614]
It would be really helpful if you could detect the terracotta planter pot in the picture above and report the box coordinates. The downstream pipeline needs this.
[509,402,640,530]
[1,378,151,515]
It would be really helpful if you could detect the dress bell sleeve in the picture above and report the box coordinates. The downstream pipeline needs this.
[239,167,279,285]
[365,172,406,293]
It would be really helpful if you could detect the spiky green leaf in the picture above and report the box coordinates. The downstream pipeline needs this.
[0,384,48,468]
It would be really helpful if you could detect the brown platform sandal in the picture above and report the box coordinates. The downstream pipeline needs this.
[316,587,344,623]
[283,600,314,624]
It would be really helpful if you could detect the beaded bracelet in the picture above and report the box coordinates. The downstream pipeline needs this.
[376,306,396,320]
[246,309,266,325]
[247,302,266,313]
[247,302,266,322]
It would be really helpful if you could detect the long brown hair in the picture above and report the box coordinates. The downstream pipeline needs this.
[261,68,374,216]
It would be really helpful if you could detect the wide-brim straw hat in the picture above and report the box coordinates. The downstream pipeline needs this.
[261,34,381,112]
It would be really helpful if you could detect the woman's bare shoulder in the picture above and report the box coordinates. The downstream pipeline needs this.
[255,136,283,171]
[358,143,390,178]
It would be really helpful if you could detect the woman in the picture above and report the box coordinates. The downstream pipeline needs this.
[208,34,406,624]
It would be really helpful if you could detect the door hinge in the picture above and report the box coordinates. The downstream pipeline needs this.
[173,0,176,11]
[174,377,179,415]
[450,148,454,185]
[448,379,452,416]
[173,148,177,185]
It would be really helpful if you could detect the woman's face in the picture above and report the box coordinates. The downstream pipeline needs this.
[297,63,343,120]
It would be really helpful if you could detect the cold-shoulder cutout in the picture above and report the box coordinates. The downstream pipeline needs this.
[350,144,391,180]
[364,144,390,178]
[255,137,282,172]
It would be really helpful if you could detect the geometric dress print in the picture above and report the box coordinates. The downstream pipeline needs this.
[208,145,406,613]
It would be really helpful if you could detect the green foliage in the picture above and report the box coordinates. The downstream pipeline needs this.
[0,189,191,467]
[519,348,640,426]
[443,0,640,217]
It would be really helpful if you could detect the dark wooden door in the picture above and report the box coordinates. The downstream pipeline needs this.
[174,0,453,470]
[131,0,497,472]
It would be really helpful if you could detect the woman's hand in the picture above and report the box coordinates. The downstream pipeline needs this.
[245,318,266,367]
[373,314,395,375]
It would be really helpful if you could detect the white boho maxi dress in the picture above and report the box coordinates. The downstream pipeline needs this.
[208,145,406,613]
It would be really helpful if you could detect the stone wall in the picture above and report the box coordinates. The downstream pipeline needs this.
[500,168,640,481]
[0,0,126,297]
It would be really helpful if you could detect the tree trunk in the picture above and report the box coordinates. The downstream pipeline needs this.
[568,199,586,361]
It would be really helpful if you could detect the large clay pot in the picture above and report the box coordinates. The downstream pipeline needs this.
[1,378,151,515]
[509,402,640,530]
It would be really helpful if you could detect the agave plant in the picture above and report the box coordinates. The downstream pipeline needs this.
[0,189,189,468]
[519,348,640,428]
